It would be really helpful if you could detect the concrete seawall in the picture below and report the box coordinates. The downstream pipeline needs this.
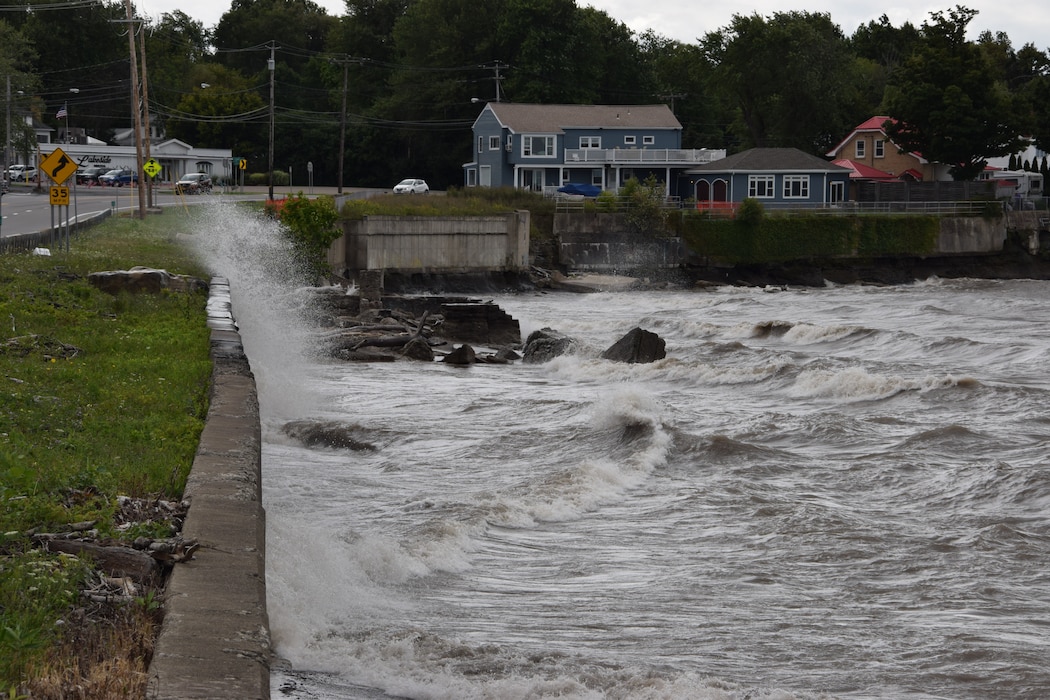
[148,277,270,699]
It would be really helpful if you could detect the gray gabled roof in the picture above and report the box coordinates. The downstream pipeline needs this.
[691,147,850,173]
[484,103,681,133]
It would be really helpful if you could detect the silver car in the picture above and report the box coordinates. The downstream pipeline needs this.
[392,178,429,194]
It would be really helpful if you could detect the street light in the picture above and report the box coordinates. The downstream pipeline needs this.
[66,88,79,144]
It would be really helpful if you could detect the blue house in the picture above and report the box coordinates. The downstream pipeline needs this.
[464,102,724,197]
[688,147,851,213]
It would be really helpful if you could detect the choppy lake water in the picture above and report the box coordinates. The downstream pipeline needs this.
[191,203,1050,700]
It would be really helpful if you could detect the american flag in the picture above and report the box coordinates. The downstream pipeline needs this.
[55,104,67,119]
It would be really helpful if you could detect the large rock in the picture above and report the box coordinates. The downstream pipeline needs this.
[88,267,208,295]
[600,327,666,364]
[442,343,477,365]
[522,328,577,364]
[281,420,377,451]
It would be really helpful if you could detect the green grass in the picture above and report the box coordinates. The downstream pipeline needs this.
[0,211,213,693]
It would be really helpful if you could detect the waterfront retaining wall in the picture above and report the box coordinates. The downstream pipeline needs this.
[329,211,530,278]
[148,277,270,700]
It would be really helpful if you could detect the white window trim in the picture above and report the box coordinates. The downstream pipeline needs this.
[489,136,501,150]
[874,140,884,158]
[643,135,654,145]
[855,139,866,158]
[580,136,601,149]
[624,135,636,146]
[477,136,483,153]
[748,175,775,198]
[782,175,810,199]
[522,134,554,158]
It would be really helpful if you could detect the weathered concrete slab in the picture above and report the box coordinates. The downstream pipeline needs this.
[148,277,270,700]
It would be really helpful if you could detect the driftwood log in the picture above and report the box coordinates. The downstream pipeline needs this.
[352,310,429,351]
[43,539,161,583]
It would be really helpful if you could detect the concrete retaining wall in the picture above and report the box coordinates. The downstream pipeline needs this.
[555,212,1015,273]
[935,215,1007,254]
[330,211,530,277]
[148,277,270,699]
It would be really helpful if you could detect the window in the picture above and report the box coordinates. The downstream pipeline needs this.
[467,168,477,186]
[874,140,885,158]
[643,135,654,145]
[580,136,601,149]
[489,136,501,150]
[477,137,483,153]
[624,135,636,146]
[783,175,810,199]
[522,135,554,157]
[748,175,775,198]
[829,180,844,203]
[591,169,602,186]
[855,139,866,158]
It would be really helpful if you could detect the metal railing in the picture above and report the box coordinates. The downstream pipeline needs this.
[554,199,998,216]
[563,148,726,165]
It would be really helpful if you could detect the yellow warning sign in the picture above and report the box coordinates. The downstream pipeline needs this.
[50,186,70,206]
[40,147,78,185]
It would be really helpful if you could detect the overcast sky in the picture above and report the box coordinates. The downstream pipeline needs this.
[136,0,1050,52]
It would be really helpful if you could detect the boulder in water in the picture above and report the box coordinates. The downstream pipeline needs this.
[522,328,577,364]
[600,327,666,364]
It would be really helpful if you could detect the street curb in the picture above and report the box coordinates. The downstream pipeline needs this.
[147,277,271,699]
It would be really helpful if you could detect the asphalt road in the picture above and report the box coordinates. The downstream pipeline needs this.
[0,182,266,239]
[0,182,368,239]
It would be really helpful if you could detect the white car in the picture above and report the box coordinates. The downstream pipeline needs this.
[393,178,429,194]
[8,165,37,182]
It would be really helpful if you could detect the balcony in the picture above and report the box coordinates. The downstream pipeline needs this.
[563,148,726,165]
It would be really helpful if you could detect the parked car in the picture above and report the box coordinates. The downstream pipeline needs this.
[8,165,37,182]
[392,178,429,194]
[99,168,137,187]
[77,165,110,185]
[175,172,213,194]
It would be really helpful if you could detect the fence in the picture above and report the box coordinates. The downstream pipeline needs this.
[0,209,112,254]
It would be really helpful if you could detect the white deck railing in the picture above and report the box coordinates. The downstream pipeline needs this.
[563,148,726,165]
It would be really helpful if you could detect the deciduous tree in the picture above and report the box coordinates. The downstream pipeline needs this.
[883,6,1026,180]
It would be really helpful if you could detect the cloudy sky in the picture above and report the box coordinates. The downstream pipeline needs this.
[137,0,1050,51]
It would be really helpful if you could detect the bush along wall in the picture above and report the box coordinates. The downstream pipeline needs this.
[680,212,940,265]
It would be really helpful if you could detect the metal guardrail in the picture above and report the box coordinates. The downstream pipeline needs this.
[554,199,998,216]
[0,209,111,254]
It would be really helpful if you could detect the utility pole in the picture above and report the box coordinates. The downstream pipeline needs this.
[117,0,146,219]
[489,61,506,103]
[659,93,686,115]
[268,42,275,202]
[4,76,10,173]
[331,55,358,195]
[138,24,153,208]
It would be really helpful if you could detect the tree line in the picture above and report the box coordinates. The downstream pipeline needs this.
[2,0,1048,188]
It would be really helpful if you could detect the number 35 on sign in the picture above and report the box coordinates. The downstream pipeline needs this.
[50,186,70,206]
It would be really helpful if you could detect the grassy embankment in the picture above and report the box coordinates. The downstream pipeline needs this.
[0,211,212,698]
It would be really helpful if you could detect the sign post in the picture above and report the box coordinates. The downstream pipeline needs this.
[40,147,78,252]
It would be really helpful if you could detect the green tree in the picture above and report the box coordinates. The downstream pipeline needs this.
[637,31,730,150]
[883,6,1026,180]
[165,66,267,162]
[15,0,129,143]
[145,11,213,112]
[701,11,856,153]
